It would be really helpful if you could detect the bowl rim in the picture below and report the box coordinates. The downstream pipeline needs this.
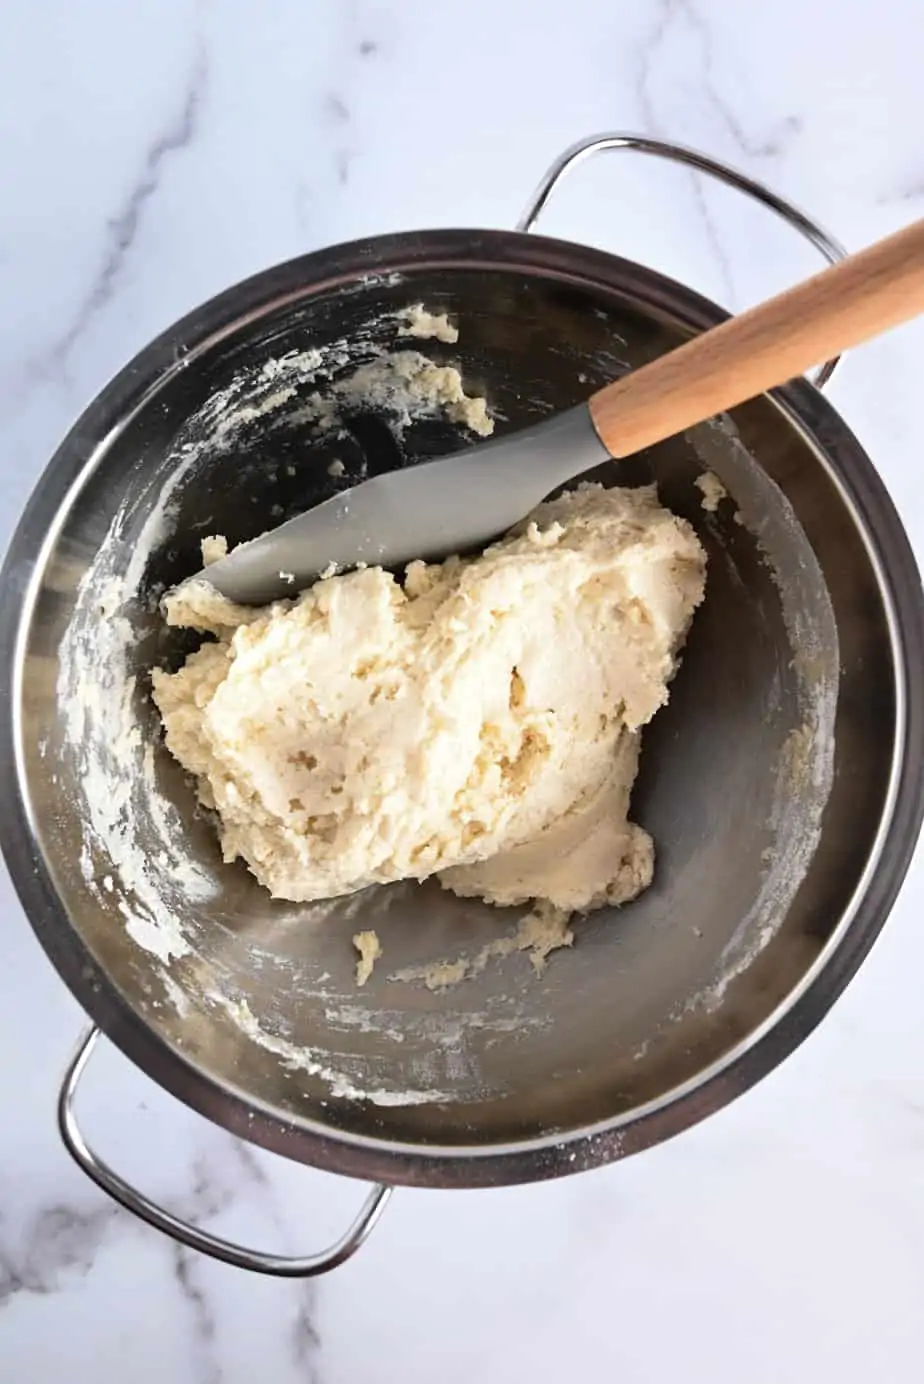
[3,226,923,1189]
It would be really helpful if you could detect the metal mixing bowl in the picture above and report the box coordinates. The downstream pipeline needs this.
[3,139,924,1275]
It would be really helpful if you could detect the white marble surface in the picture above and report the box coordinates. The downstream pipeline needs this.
[3,1,924,1378]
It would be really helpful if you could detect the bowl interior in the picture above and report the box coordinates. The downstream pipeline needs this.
[7,248,899,1175]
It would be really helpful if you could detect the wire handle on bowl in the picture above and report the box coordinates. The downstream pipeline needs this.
[57,1026,392,1277]
[517,132,847,390]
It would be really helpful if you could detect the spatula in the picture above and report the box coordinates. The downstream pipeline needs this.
[198,217,924,606]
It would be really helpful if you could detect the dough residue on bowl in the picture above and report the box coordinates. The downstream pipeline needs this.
[152,483,706,929]
[353,929,383,986]
[695,470,727,512]
[397,302,459,344]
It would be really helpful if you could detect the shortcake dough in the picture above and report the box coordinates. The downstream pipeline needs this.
[152,484,706,913]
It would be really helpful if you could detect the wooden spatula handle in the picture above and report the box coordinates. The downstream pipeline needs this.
[589,218,924,458]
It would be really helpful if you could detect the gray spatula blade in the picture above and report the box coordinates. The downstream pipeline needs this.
[196,404,609,605]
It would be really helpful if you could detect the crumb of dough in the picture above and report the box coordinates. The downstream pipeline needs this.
[279,571,295,584]
[327,458,346,477]
[200,534,228,566]
[353,929,382,986]
[397,303,459,344]
[446,389,492,437]
[447,390,491,436]
[153,484,706,926]
[695,471,727,512]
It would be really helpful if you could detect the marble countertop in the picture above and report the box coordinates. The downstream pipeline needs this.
[3,1,924,1379]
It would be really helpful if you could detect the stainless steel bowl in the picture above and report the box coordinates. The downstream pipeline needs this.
[3,136,923,1276]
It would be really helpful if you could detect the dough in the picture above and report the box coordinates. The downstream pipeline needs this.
[353,930,382,986]
[397,303,459,344]
[200,534,229,566]
[152,484,706,913]
[695,471,727,512]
